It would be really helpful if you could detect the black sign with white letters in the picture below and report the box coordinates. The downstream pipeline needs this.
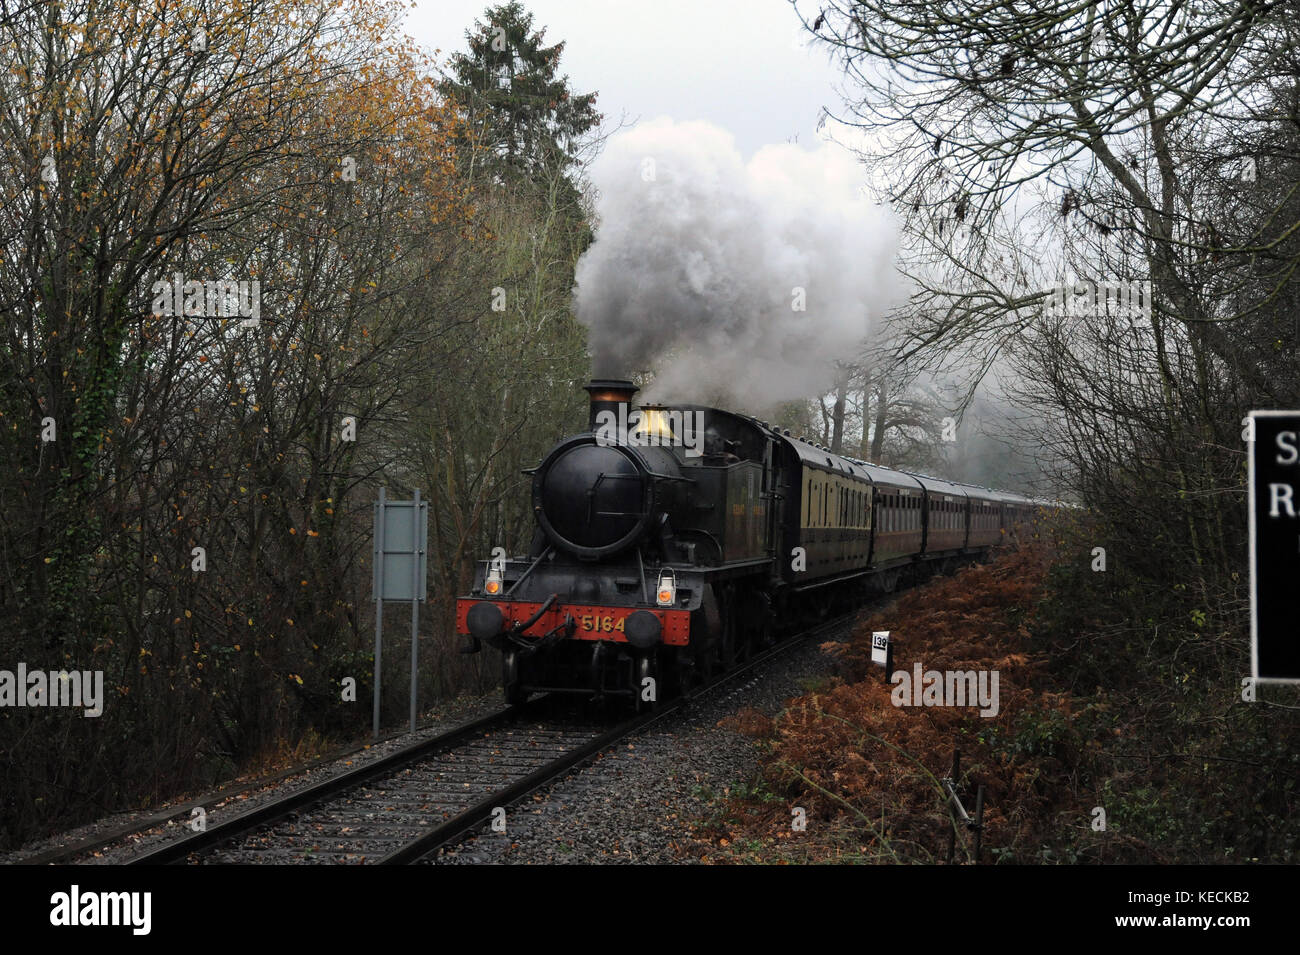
[1250,411,1300,682]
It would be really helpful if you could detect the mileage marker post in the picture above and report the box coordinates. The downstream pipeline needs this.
[1248,411,1300,683]
[871,630,894,682]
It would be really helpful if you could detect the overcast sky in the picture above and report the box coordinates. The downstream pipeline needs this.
[405,0,848,160]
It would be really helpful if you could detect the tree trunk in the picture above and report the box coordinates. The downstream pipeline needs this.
[829,365,850,453]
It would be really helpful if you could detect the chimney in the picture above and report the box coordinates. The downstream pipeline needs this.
[584,378,638,432]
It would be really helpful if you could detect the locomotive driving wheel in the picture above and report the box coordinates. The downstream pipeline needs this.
[719,587,738,670]
[755,591,775,649]
[503,650,528,706]
[634,651,658,713]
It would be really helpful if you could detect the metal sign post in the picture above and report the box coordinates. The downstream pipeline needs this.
[372,488,429,738]
[410,489,421,733]
[1248,411,1300,684]
[374,487,385,739]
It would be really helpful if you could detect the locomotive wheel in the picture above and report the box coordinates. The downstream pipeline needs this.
[756,592,775,649]
[503,650,528,706]
[634,652,658,713]
[698,643,717,683]
[737,588,769,660]
[719,590,737,670]
[674,656,697,696]
[734,623,751,664]
[691,585,722,685]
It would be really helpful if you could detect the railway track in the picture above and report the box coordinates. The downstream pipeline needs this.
[120,613,854,865]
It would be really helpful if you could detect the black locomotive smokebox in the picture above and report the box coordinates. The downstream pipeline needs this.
[467,601,504,640]
[624,610,662,648]
[535,438,651,558]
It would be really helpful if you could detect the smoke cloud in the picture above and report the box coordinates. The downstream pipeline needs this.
[573,118,900,409]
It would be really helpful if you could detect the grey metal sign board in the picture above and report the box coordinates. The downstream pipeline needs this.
[372,497,428,602]
[371,487,428,738]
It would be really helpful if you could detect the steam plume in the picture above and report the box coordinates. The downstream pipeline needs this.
[573,118,900,408]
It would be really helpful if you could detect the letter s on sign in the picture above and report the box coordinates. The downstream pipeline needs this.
[1277,431,1299,466]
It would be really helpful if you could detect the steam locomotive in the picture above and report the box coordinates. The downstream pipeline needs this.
[456,379,1039,708]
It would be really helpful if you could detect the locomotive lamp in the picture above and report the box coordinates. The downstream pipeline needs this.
[656,567,676,607]
[485,565,503,595]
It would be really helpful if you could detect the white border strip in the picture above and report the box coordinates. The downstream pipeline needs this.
[1248,410,1300,684]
